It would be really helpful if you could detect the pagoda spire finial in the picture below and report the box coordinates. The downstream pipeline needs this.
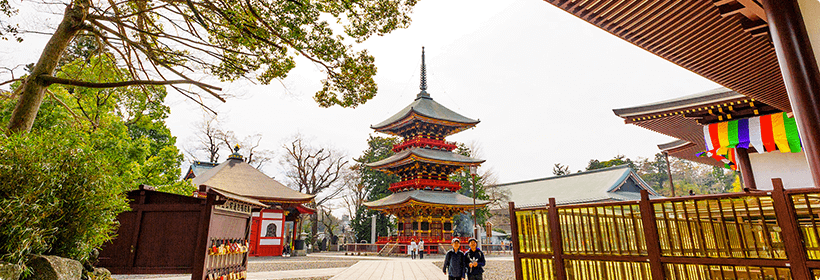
[417,47,431,99]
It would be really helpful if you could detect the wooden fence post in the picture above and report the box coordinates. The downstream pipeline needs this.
[548,198,567,280]
[770,178,811,280]
[509,201,524,280]
[191,190,216,280]
[639,190,665,280]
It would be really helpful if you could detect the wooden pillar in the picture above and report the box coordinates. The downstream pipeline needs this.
[770,178,811,280]
[639,190,665,280]
[663,152,676,197]
[761,0,820,188]
[736,148,758,190]
[547,198,567,280]
[508,202,523,280]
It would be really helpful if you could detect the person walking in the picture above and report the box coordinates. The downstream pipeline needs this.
[465,238,486,280]
[443,238,466,280]
[418,239,425,259]
[409,239,417,259]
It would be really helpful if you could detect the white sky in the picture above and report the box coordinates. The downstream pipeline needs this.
[1,0,720,204]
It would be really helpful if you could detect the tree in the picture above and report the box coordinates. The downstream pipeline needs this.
[349,135,400,243]
[449,143,496,237]
[0,45,187,266]
[282,135,347,248]
[552,163,570,176]
[187,115,222,163]
[186,115,275,168]
[586,154,637,171]
[342,166,369,220]
[2,0,420,133]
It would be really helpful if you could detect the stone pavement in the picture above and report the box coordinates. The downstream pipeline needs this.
[329,260,446,280]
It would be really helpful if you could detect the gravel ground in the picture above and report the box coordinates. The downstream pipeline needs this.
[432,260,514,280]
[247,257,358,273]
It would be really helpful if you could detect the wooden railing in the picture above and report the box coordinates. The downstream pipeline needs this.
[510,178,818,280]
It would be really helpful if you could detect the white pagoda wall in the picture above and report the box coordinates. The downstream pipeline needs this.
[749,151,814,190]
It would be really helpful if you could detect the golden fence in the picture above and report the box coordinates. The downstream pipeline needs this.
[510,179,820,280]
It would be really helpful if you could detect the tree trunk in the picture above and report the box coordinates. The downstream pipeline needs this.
[311,213,319,250]
[6,1,89,134]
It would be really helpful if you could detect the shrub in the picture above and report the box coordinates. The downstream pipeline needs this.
[0,131,128,267]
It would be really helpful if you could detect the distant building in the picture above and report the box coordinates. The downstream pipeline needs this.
[489,165,661,233]
[186,146,315,257]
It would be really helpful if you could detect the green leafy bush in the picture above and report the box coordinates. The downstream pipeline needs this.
[0,131,129,266]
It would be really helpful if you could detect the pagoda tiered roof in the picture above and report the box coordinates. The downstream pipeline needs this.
[371,93,479,136]
[366,147,485,169]
[363,189,489,210]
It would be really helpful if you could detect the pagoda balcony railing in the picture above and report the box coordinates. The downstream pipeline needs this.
[389,179,461,192]
[378,236,468,244]
[392,138,457,152]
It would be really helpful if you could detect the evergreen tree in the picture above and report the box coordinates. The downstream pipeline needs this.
[350,136,400,243]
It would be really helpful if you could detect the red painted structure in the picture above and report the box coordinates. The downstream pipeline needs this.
[187,147,315,257]
[363,48,489,252]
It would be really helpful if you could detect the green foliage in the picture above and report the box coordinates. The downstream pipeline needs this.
[0,131,129,266]
[0,50,189,266]
[351,135,400,242]
[586,154,637,171]
[588,153,741,196]
[0,0,20,42]
[552,163,570,176]
[4,55,191,195]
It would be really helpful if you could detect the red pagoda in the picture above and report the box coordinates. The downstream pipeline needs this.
[364,48,489,251]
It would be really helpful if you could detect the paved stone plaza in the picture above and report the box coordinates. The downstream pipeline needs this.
[112,253,513,280]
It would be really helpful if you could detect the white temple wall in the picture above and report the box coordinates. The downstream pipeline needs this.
[749,151,814,189]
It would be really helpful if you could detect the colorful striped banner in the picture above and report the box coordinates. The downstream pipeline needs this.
[701,112,802,168]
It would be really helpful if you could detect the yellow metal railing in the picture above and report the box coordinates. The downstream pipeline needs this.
[509,181,820,280]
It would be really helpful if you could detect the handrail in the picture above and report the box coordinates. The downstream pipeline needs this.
[509,181,819,280]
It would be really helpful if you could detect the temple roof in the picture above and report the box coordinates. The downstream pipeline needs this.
[366,147,485,169]
[183,161,218,180]
[613,88,744,117]
[538,0,790,112]
[493,165,661,208]
[613,87,780,167]
[363,189,489,209]
[372,47,479,133]
[371,95,479,131]
[191,157,314,203]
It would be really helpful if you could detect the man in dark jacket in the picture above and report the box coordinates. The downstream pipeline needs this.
[443,238,466,280]
[465,238,486,280]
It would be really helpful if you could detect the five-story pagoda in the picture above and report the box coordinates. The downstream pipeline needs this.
[364,48,489,246]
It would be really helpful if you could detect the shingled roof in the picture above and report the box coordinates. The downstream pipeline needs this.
[371,94,479,130]
[191,157,314,203]
[494,165,660,208]
[363,189,489,209]
[366,147,485,169]
[613,87,781,167]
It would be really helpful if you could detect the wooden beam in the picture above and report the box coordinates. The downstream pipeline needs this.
[716,2,746,17]
[737,0,768,21]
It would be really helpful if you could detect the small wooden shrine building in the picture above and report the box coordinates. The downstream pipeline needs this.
[187,147,315,257]
[364,48,489,249]
[613,87,811,191]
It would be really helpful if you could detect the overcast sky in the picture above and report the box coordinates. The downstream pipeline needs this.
[2,0,720,196]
